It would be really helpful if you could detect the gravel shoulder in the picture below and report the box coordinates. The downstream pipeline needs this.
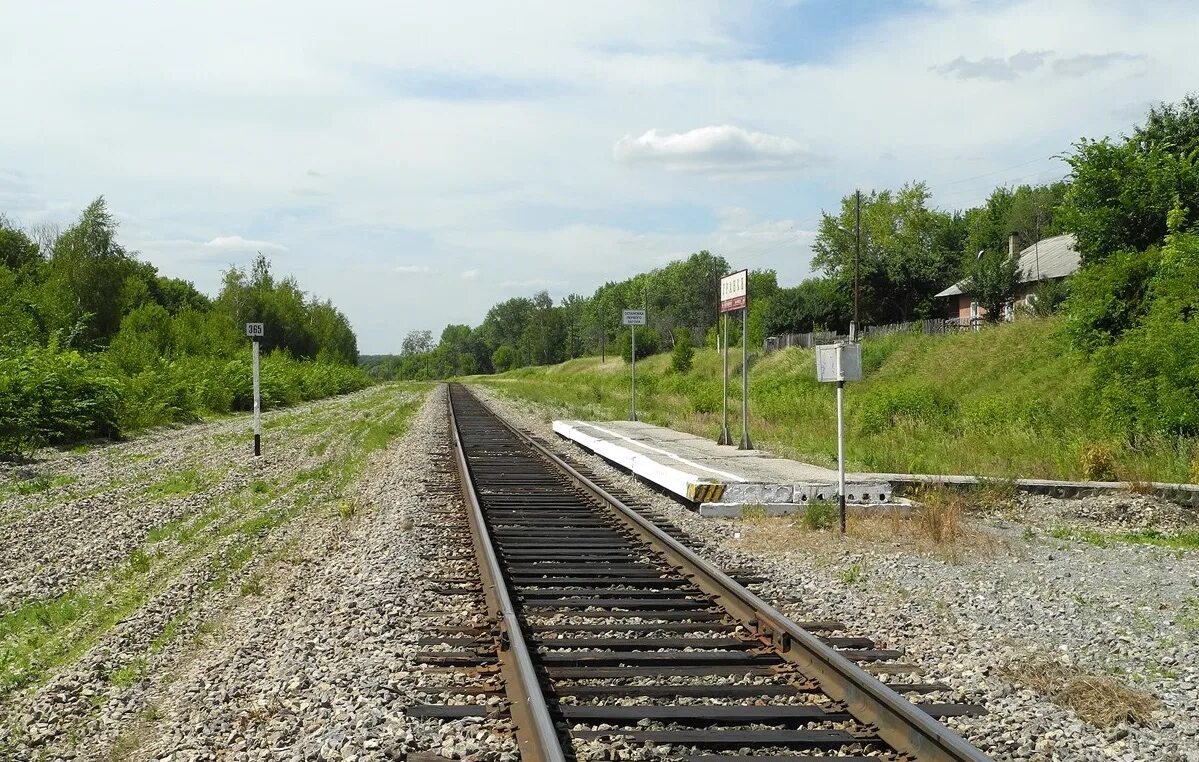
[472,382,1199,762]
[0,383,459,760]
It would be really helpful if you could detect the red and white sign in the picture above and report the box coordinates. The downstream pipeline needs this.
[719,269,747,313]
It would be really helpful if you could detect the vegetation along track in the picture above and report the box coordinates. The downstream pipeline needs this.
[411,383,993,761]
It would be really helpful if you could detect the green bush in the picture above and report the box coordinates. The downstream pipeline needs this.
[1084,232,1199,438]
[0,343,121,453]
[0,342,371,453]
[1065,246,1159,351]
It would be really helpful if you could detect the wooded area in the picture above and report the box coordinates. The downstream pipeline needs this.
[0,198,368,453]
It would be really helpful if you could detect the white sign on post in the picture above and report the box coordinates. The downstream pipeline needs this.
[245,322,264,338]
[816,341,862,534]
[719,269,747,313]
[622,310,645,420]
[815,342,862,382]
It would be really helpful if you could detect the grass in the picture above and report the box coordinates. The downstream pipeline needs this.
[729,487,1006,562]
[839,563,865,584]
[1179,597,1199,632]
[108,657,147,688]
[1001,657,1160,727]
[912,489,963,544]
[142,468,208,499]
[0,473,76,499]
[800,501,836,530]
[1049,527,1199,550]
[471,318,1196,482]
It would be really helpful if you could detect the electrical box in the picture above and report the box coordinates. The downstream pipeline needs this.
[815,342,862,383]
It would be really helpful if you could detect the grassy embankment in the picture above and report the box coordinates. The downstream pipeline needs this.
[472,317,1195,483]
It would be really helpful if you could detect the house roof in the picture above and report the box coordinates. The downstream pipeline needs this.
[936,233,1080,298]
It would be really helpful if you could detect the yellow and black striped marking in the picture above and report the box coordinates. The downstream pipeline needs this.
[687,482,727,503]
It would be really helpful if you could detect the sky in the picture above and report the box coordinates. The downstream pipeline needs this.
[2,0,1196,353]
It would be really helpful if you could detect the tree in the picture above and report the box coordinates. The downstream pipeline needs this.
[963,250,1022,323]
[812,183,964,323]
[491,344,519,372]
[1059,93,1199,262]
[47,197,140,347]
[670,327,694,372]
[0,218,41,272]
[764,278,851,335]
[401,330,433,356]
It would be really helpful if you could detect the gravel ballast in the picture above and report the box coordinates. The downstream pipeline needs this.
[472,383,1199,762]
[0,384,517,760]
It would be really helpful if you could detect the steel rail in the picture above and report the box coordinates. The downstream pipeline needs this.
[455,384,992,762]
[446,391,567,762]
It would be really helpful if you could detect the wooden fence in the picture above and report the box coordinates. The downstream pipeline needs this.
[763,317,981,352]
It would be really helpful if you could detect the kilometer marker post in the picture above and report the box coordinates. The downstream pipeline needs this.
[246,323,264,456]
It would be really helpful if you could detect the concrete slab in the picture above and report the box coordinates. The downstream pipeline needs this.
[554,420,1199,512]
[553,420,892,511]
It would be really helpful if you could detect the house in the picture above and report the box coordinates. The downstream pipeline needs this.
[936,233,1081,322]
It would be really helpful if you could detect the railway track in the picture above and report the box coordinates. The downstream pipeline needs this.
[412,384,992,761]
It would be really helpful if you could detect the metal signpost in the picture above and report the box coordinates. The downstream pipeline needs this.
[815,342,862,533]
[622,309,645,421]
[246,323,264,456]
[719,270,750,449]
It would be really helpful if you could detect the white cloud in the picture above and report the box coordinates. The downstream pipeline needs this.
[613,125,816,174]
[393,264,431,273]
[1053,52,1147,77]
[2,0,1196,351]
[932,49,1145,81]
[203,235,286,252]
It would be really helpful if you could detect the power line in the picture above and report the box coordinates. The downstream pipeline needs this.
[929,155,1060,187]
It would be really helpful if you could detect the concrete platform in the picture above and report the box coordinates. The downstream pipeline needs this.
[552,420,891,516]
[553,420,1199,513]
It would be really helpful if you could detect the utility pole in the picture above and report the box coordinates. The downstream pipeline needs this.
[853,189,861,341]
[601,304,606,363]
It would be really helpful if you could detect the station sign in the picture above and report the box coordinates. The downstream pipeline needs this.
[719,269,747,313]
[245,322,264,338]
[621,309,646,326]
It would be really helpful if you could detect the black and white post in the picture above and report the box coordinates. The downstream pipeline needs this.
[717,270,747,446]
[836,379,845,532]
[246,322,264,457]
[622,309,646,421]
